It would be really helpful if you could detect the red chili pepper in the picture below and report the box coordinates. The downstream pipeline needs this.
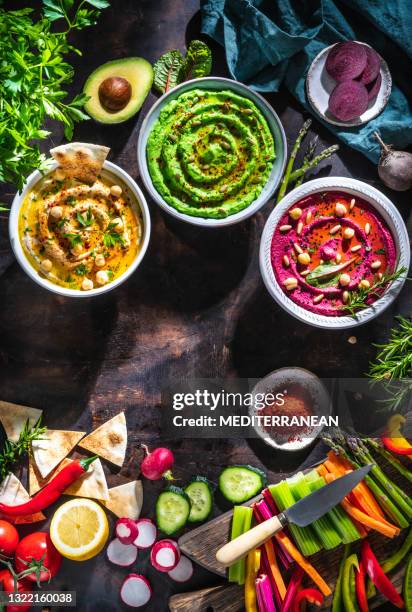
[361,542,404,609]
[0,456,97,517]
[355,562,369,612]
[381,437,412,455]
[292,588,324,612]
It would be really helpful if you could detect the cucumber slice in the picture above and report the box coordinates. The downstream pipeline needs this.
[156,486,191,535]
[218,465,266,504]
[185,476,213,523]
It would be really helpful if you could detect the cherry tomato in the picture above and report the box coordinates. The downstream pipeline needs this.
[0,569,32,612]
[14,532,62,583]
[0,520,19,556]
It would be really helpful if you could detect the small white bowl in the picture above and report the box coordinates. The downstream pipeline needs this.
[137,76,287,228]
[306,42,392,127]
[250,367,331,452]
[260,177,410,329]
[9,161,151,298]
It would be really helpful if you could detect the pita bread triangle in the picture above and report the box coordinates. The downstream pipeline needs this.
[29,456,72,496]
[50,142,110,184]
[0,473,45,524]
[0,401,42,442]
[64,458,109,500]
[32,429,86,479]
[78,412,127,467]
[101,480,143,519]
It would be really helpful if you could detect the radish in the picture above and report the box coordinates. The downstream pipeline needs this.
[116,518,139,545]
[133,518,157,549]
[120,574,151,608]
[150,539,180,572]
[168,555,194,582]
[107,538,138,567]
[140,445,174,480]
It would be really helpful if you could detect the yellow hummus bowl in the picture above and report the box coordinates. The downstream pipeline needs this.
[9,161,151,297]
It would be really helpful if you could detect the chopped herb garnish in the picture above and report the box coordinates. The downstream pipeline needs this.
[74,263,88,276]
[375,248,386,255]
[76,209,93,227]
[64,232,82,248]
[66,196,77,206]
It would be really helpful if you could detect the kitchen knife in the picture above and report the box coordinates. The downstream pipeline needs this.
[216,464,372,566]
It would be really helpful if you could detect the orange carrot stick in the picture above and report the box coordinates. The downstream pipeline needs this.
[264,539,286,599]
[340,498,399,538]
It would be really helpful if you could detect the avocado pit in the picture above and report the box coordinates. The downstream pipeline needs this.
[98,77,132,112]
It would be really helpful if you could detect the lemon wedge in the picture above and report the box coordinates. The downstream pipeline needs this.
[50,498,109,561]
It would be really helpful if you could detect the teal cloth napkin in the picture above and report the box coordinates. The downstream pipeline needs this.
[201,0,412,162]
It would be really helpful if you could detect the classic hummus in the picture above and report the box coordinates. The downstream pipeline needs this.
[18,170,142,291]
[147,89,275,218]
[271,191,396,316]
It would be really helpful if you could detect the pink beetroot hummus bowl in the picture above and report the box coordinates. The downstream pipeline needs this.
[260,177,409,329]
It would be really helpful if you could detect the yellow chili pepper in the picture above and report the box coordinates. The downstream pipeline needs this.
[245,549,261,612]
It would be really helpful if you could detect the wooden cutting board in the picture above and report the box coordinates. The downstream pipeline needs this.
[169,584,243,612]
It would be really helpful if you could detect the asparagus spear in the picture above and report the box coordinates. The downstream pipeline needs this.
[276,119,312,203]
[367,438,412,484]
[294,136,318,188]
[289,145,340,184]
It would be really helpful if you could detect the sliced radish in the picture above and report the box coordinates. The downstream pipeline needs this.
[150,539,180,572]
[120,574,151,608]
[116,518,139,545]
[133,518,157,549]
[168,555,194,582]
[107,538,138,567]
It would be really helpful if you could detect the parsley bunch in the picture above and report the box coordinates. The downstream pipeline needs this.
[0,417,46,480]
[0,0,110,191]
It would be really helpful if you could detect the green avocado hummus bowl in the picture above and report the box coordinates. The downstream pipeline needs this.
[137,77,287,227]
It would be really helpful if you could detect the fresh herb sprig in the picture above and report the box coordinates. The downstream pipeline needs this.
[76,209,93,227]
[0,418,46,480]
[0,0,109,190]
[104,222,125,248]
[340,267,407,317]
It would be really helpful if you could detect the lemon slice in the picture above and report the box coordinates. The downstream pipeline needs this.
[50,498,109,561]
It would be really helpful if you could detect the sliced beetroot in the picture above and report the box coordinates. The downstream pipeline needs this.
[366,72,382,101]
[107,538,138,567]
[328,80,369,121]
[168,555,194,583]
[120,574,151,608]
[326,41,367,82]
[133,519,157,549]
[359,46,380,84]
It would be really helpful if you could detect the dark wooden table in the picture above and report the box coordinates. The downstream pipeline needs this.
[0,1,411,610]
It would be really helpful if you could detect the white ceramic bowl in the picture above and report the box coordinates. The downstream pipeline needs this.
[250,367,331,452]
[260,177,410,329]
[137,77,287,227]
[9,161,151,298]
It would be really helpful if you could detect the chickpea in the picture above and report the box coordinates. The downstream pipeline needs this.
[96,270,109,286]
[359,279,371,289]
[71,243,83,256]
[343,227,355,240]
[40,259,52,273]
[95,254,106,268]
[289,207,302,221]
[81,278,94,291]
[111,217,123,233]
[297,252,311,266]
[339,273,351,287]
[335,202,347,217]
[110,184,122,197]
[50,205,63,220]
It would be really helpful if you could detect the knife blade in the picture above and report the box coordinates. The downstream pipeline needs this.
[216,464,372,567]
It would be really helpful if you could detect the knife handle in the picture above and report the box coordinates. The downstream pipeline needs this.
[216,513,286,567]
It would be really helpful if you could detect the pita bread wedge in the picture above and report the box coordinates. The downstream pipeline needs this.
[78,412,127,467]
[0,401,42,442]
[102,481,143,519]
[50,142,110,184]
[64,458,109,500]
[32,429,86,479]
[0,473,46,524]
[29,457,72,496]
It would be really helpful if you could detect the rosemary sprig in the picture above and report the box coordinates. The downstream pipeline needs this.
[0,418,46,481]
[340,267,407,317]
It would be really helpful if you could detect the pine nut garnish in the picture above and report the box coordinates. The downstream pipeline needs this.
[294,243,303,254]
[351,244,361,253]
[283,255,290,267]
[313,294,324,304]
[378,272,383,280]
[330,224,341,235]
[297,221,304,235]
[283,277,298,291]
[289,207,302,220]
[335,202,347,217]
[350,198,356,211]
[365,223,371,235]
[280,225,292,233]
[339,273,351,287]
[298,252,311,265]
[306,210,312,224]
[371,260,381,270]
[335,253,342,263]
[343,227,355,240]
[342,291,349,304]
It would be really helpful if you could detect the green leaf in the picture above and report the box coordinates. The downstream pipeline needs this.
[183,40,212,80]
[153,49,185,94]
[42,0,65,21]
[306,258,355,287]
[84,0,110,7]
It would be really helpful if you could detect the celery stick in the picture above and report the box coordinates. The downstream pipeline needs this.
[228,506,248,583]
[288,473,341,550]
[237,507,253,585]
[269,482,321,556]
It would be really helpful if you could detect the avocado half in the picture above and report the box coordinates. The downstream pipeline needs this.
[83,57,153,124]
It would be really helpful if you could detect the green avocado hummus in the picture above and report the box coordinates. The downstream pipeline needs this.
[146,89,275,219]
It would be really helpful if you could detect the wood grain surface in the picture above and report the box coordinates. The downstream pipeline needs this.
[0,1,411,611]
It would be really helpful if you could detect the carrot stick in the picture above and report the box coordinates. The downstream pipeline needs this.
[340,498,399,538]
[323,473,369,538]
[264,539,286,600]
[316,464,329,478]
[274,532,332,597]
